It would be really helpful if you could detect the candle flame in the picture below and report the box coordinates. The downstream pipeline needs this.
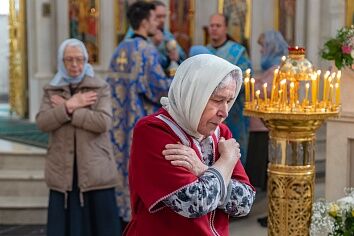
[336,71,341,80]
[330,72,336,80]
[324,71,330,78]
[250,78,255,83]
[263,83,267,88]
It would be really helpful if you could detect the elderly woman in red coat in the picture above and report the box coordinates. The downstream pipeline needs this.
[126,54,255,236]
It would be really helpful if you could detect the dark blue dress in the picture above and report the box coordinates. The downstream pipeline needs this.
[47,158,121,236]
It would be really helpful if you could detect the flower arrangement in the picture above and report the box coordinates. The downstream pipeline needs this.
[310,188,354,236]
[321,25,354,70]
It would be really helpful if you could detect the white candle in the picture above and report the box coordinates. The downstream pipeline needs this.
[263,83,268,101]
[251,78,255,103]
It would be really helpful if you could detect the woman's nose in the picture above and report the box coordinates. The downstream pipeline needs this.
[218,103,228,118]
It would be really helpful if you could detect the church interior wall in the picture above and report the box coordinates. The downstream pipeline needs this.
[24,0,349,121]
[194,0,217,45]
[27,0,56,121]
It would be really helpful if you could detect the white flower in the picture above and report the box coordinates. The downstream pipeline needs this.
[337,195,354,205]
[351,49,354,59]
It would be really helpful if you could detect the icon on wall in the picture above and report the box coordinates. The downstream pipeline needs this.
[69,0,99,64]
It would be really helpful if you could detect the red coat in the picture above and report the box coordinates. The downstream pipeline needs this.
[125,108,252,236]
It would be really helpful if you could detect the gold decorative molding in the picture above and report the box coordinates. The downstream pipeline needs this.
[189,0,195,45]
[268,164,314,235]
[114,0,129,45]
[8,0,28,118]
[346,0,354,27]
[218,0,224,14]
[274,0,279,30]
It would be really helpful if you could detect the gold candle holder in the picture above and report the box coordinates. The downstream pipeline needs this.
[243,47,341,236]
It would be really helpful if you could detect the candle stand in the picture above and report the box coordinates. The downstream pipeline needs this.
[244,47,340,235]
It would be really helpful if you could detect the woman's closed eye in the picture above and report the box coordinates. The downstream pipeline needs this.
[211,98,233,104]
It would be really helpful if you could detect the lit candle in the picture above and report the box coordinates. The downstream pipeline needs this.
[335,83,340,105]
[316,70,321,103]
[311,73,317,106]
[256,90,260,105]
[336,70,341,84]
[327,77,333,103]
[305,83,310,102]
[323,71,330,102]
[251,78,255,103]
[331,72,336,80]
[271,68,279,102]
[263,83,268,101]
[329,84,334,104]
[244,77,250,102]
[245,68,251,75]
[281,56,286,63]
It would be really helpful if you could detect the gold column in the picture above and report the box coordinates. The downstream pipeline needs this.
[8,0,28,118]
[244,112,337,236]
[265,118,318,236]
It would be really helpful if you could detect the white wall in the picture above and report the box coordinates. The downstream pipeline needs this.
[250,0,275,71]
[193,0,217,46]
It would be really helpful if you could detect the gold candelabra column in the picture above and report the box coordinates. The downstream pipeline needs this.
[8,0,28,118]
[244,47,340,235]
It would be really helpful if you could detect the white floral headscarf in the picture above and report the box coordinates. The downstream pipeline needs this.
[160,54,243,140]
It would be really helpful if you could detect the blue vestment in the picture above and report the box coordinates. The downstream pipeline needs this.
[125,27,186,69]
[106,36,172,221]
[207,40,253,166]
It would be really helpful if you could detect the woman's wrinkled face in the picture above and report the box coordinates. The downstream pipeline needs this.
[197,79,237,137]
[63,46,85,78]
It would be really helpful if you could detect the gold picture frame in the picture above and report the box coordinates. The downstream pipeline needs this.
[346,0,354,26]
[219,0,252,50]
[274,0,296,46]
[68,0,100,64]
[169,0,195,54]
[114,0,132,45]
